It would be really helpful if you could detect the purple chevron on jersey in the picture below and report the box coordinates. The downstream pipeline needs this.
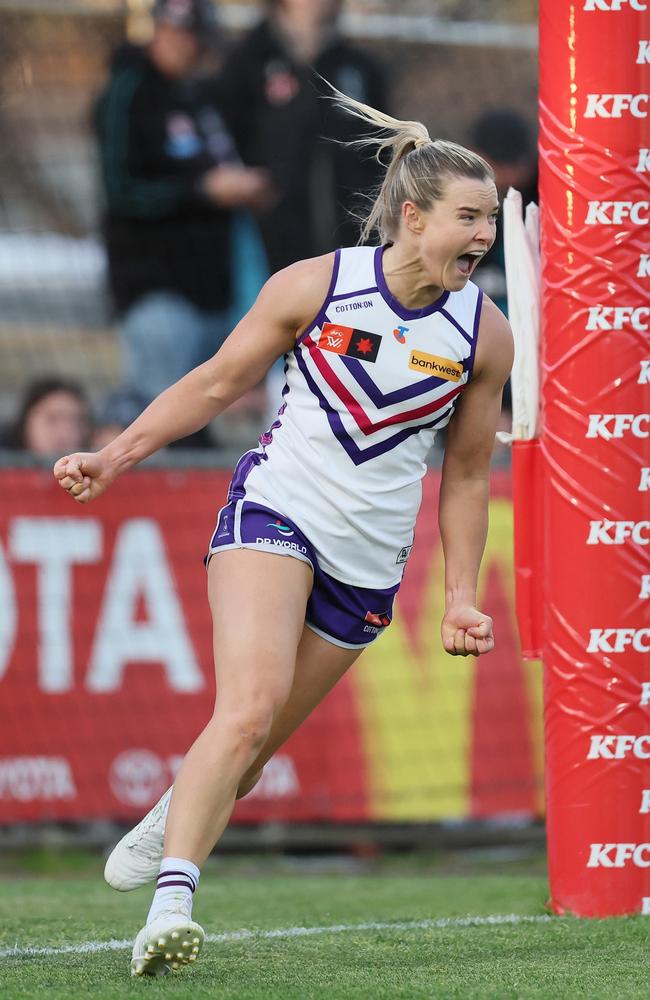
[294,343,454,466]
[218,245,483,589]
[341,353,468,407]
[315,308,470,409]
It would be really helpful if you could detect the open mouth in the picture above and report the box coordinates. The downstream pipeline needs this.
[456,251,485,277]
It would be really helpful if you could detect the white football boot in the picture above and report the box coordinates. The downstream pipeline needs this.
[104,786,172,891]
[130,899,204,977]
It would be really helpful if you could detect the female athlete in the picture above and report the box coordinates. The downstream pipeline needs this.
[54,92,513,977]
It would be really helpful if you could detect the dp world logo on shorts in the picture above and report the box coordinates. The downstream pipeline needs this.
[267,520,294,537]
[109,749,166,807]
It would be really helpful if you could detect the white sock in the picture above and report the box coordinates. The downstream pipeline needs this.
[146,856,200,925]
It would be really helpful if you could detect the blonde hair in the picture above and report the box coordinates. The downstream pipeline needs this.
[330,88,495,245]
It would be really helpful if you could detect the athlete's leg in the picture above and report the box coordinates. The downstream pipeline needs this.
[236,626,362,797]
[131,549,313,976]
[162,549,313,866]
[107,626,363,896]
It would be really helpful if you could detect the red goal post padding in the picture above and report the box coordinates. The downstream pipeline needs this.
[539,0,650,916]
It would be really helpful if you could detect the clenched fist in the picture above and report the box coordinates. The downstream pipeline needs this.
[441,602,494,657]
[53,451,115,504]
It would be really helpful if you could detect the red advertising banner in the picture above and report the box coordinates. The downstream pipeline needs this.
[0,467,542,826]
[539,2,650,915]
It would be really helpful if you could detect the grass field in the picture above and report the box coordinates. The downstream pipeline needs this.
[1,850,648,999]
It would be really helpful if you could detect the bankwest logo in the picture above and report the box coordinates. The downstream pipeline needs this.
[408,351,463,381]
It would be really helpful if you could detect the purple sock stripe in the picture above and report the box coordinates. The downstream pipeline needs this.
[158,868,196,882]
[157,870,197,891]
[156,878,196,892]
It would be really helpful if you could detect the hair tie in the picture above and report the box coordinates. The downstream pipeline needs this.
[413,136,431,149]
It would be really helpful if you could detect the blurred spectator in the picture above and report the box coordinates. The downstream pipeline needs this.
[93,0,272,406]
[2,379,92,457]
[216,0,389,273]
[468,108,538,315]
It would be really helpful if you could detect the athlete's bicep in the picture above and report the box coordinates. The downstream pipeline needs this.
[443,297,514,475]
[202,254,336,404]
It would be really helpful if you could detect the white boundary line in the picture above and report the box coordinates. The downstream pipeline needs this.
[1,913,552,959]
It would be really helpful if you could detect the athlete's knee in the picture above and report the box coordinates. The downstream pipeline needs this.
[236,767,263,800]
[214,704,276,755]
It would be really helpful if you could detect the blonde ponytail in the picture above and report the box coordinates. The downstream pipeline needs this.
[328,85,494,245]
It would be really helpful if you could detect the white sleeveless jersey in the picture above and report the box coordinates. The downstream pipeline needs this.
[229,245,483,588]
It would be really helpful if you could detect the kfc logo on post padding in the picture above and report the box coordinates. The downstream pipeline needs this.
[584,94,648,118]
[585,200,649,224]
[583,0,648,9]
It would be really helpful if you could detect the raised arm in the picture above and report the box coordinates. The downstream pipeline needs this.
[438,295,514,656]
[53,254,334,503]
